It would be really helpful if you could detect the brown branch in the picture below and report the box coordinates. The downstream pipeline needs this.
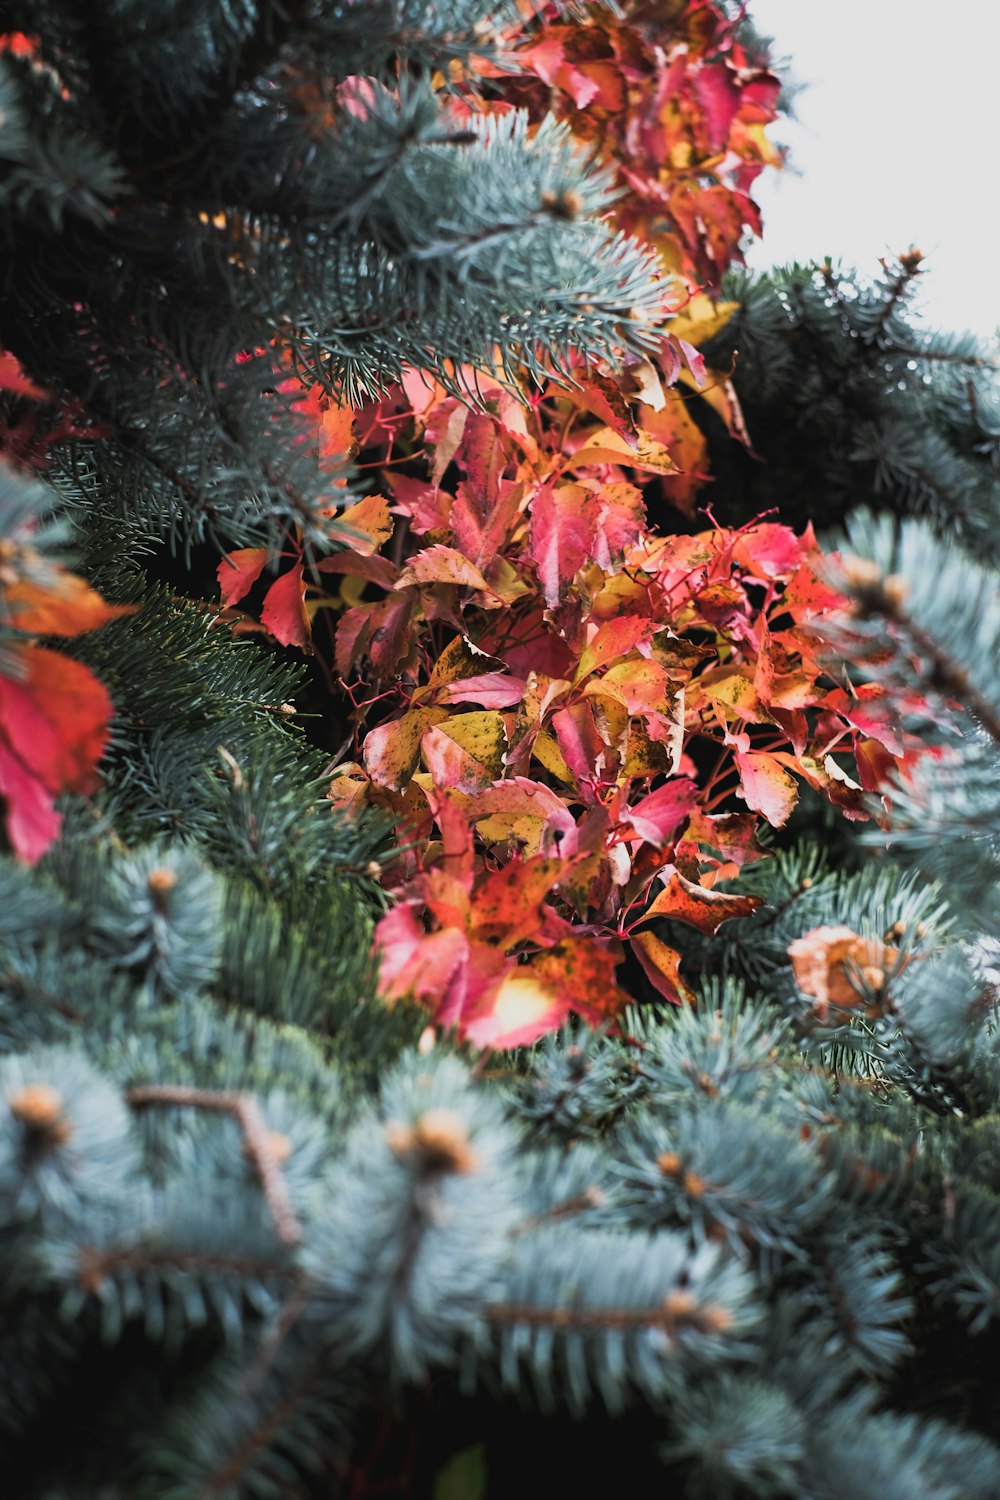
[126,1085,302,1246]
[901,613,1000,746]
[509,1187,605,1238]
[487,1293,732,1336]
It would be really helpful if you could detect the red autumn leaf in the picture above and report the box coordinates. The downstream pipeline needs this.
[639,868,762,933]
[733,750,799,828]
[574,615,652,680]
[261,560,311,651]
[529,481,597,609]
[0,644,113,862]
[551,700,609,786]
[0,348,47,400]
[630,930,696,1006]
[731,522,804,581]
[218,547,267,608]
[625,778,698,847]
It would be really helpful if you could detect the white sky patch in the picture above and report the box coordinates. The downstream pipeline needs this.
[743,1,1000,338]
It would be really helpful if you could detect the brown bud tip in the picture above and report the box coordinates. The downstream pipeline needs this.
[700,1303,735,1334]
[147,867,177,895]
[881,573,908,611]
[683,1170,706,1198]
[662,1288,698,1321]
[840,554,882,593]
[899,246,925,272]
[386,1108,476,1174]
[541,187,583,220]
[9,1083,71,1143]
[267,1131,293,1165]
[657,1151,682,1177]
[366,861,383,879]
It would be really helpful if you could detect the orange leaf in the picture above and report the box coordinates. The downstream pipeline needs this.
[364,708,437,790]
[395,544,492,594]
[531,935,631,1024]
[4,575,135,637]
[640,868,761,933]
[218,547,267,608]
[330,494,392,556]
[469,857,565,948]
[631,930,696,1005]
[733,750,798,828]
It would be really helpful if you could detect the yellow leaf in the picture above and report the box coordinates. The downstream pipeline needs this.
[669,294,739,348]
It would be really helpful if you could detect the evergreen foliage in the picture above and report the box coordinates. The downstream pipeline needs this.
[2,2,1000,1497]
[701,256,1000,550]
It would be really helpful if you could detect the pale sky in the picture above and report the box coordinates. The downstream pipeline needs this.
[744,1,1000,337]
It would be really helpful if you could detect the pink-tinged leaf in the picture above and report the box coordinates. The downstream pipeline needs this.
[734,750,798,828]
[823,685,903,757]
[375,903,468,1006]
[218,548,267,608]
[625,778,697,847]
[462,968,573,1051]
[395,545,492,593]
[425,788,475,884]
[0,741,62,863]
[529,482,596,609]
[575,615,652,680]
[387,473,453,535]
[593,482,646,563]
[261,561,311,651]
[364,708,434,790]
[732,522,804,581]
[631,930,696,1006]
[640,869,762,933]
[421,711,507,792]
[455,776,575,857]
[551,700,607,786]
[316,550,399,590]
[424,633,504,693]
[437,672,525,709]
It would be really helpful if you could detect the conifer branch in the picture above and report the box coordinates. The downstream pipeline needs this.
[126,1084,303,1245]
